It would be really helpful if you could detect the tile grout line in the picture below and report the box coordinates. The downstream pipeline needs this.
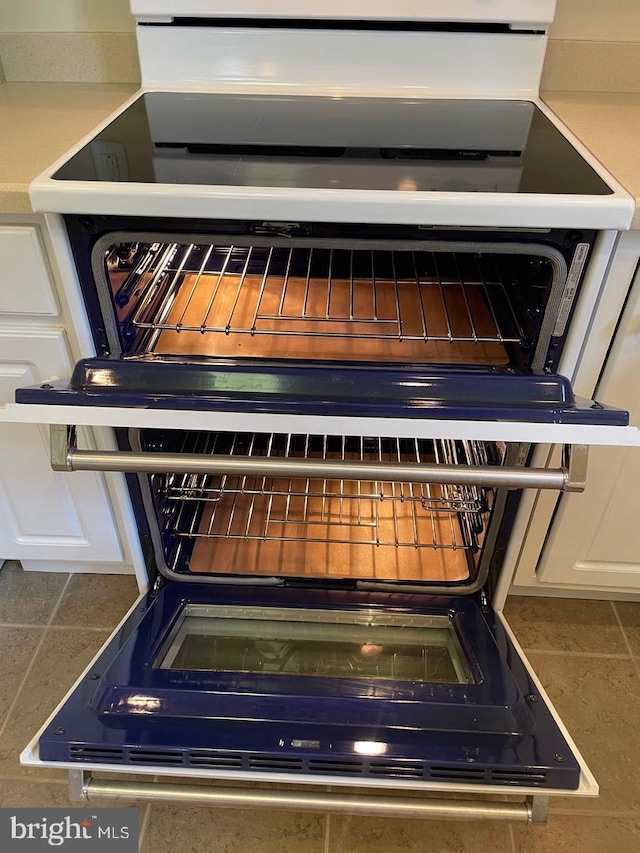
[323,812,331,853]
[0,622,114,632]
[519,648,631,660]
[138,803,151,851]
[0,574,72,739]
[507,821,517,853]
[40,573,73,625]
[610,602,640,679]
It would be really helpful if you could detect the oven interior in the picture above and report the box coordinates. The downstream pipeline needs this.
[101,237,563,373]
[19,220,606,420]
[134,428,512,592]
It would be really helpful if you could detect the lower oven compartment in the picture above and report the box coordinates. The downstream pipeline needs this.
[22,430,598,814]
[135,430,509,590]
[33,427,583,792]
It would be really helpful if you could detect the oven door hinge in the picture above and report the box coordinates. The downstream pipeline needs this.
[479,590,490,612]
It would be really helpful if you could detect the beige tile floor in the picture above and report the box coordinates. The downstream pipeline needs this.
[0,560,639,852]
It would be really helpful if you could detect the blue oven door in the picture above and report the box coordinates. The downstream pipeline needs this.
[34,582,582,792]
[12,358,632,427]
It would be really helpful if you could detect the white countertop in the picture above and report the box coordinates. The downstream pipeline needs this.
[0,82,137,215]
[543,90,640,230]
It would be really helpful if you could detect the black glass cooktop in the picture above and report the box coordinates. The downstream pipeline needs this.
[53,93,612,196]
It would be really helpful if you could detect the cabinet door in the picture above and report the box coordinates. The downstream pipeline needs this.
[0,328,123,563]
[0,226,59,316]
[537,260,640,589]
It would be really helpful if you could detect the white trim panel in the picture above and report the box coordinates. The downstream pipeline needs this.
[556,230,619,388]
[496,611,598,798]
[136,28,546,95]
[2,402,639,447]
[31,181,634,231]
[130,0,557,28]
[564,231,639,395]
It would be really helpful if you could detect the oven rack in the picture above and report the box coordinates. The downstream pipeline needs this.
[157,434,491,551]
[162,433,490,511]
[119,243,528,347]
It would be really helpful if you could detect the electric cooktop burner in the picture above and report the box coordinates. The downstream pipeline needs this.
[54,92,613,196]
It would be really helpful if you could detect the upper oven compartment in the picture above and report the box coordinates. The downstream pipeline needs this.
[15,220,629,429]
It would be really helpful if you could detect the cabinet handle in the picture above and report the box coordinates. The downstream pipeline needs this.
[50,425,588,492]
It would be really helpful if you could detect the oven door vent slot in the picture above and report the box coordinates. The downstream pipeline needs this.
[369,761,424,779]
[429,765,487,782]
[187,751,244,769]
[490,770,547,786]
[248,756,304,772]
[128,748,183,765]
[308,759,364,775]
[69,746,125,762]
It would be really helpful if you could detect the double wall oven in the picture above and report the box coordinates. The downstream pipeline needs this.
[6,0,639,825]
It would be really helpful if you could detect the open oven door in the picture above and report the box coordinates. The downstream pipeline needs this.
[7,356,635,422]
[3,359,639,445]
[19,574,589,824]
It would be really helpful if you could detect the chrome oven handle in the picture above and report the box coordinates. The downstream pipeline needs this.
[50,426,588,493]
[68,769,548,823]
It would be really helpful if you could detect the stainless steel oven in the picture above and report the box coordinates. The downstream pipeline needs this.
[7,0,640,826]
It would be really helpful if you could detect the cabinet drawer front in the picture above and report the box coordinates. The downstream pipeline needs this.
[0,226,59,316]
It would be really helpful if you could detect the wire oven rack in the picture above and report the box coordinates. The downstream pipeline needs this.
[117,243,528,348]
[158,433,492,551]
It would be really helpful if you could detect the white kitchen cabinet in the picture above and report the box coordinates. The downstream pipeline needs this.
[0,218,134,574]
[512,231,640,596]
[0,327,123,565]
[0,225,59,315]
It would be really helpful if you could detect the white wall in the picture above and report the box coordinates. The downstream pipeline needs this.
[0,0,134,32]
[550,0,640,42]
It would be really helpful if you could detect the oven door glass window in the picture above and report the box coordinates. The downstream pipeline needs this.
[154,604,474,684]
